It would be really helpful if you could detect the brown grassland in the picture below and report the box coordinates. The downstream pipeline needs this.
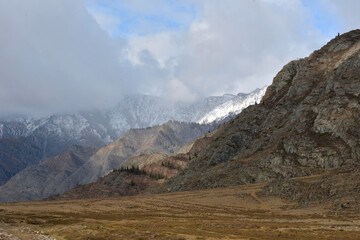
[0,181,360,239]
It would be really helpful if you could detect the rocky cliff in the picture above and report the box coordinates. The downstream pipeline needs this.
[162,30,360,193]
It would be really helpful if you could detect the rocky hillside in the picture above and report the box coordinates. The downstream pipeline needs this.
[0,145,96,202]
[261,164,360,214]
[0,121,213,202]
[162,30,360,194]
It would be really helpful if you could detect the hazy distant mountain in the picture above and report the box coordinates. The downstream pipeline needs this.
[0,121,213,202]
[0,88,266,145]
[0,136,45,185]
[52,130,215,201]
[0,89,265,186]
[0,145,96,202]
[60,121,215,188]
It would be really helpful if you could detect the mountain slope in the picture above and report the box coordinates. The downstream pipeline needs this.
[49,133,211,200]
[0,89,264,186]
[0,88,265,146]
[198,87,267,124]
[0,121,214,202]
[0,136,46,185]
[163,30,360,192]
[49,153,189,200]
[0,145,96,202]
[61,121,215,188]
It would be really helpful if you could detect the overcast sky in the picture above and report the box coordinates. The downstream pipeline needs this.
[0,0,359,117]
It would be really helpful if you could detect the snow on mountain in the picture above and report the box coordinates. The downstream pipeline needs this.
[0,87,267,186]
[198,87,267,124]
[0,87,268,147]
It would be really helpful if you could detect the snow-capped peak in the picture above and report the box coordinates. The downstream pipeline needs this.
[198,87,267,124]
[0,87,268,147]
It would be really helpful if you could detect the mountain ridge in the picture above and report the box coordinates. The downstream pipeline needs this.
[0,89,266,186]
[0,121,213,202]
[160,29,360,197]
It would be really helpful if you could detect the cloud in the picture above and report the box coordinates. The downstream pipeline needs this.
[0,0,358,117]
[0,0,134,117]
[321,0,360,32]
[86,4,122,37]
[121,0,326,97]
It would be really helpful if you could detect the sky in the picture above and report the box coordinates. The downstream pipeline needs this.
[0,0,359,117]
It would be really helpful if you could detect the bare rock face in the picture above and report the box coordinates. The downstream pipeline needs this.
[163,30,360,192]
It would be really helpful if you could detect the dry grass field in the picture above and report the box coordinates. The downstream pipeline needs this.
[0,182,360,240]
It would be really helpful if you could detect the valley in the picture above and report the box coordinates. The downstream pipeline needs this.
[1,178,360,240]
[1,2,360,240]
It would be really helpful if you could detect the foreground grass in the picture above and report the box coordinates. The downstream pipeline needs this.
[0,182,360,239]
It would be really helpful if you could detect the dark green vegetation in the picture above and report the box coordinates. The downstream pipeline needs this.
[115,165,147,175]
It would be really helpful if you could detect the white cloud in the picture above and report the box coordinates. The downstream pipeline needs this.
[321,0,360,32]
[0,0,358,117]
[0,0,131,117]
[87,5,122,37]
[123,0,325,98]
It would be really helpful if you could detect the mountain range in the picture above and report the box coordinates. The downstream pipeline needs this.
[0,88,266,144]
[0,121,214,202]
[3,29,360,213]
[0,88,266,187]
[50,29,360,213]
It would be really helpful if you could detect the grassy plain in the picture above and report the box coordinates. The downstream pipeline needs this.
[0,182,359,239]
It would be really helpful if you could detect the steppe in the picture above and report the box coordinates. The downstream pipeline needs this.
[0,176,359,240]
